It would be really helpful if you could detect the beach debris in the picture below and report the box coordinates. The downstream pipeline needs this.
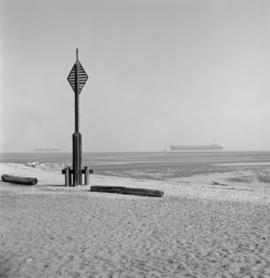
[212,181,228,186]
[1,174,38,185]
[90,185,164,197]
[25,161,39,167]
[26,258,32,263]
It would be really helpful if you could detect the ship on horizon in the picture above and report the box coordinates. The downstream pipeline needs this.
[34,147,61,152]
[170,143,224,151]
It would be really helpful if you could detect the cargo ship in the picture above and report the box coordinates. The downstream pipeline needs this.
[170,143,224,151]
[34,147,61,152]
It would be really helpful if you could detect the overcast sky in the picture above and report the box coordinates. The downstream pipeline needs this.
[1,0,270,152]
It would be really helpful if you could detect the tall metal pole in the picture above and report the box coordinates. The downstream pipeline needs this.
[75,48,79,133]
[72,48,82,186]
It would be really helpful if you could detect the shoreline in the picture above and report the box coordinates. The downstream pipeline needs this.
[1,163,270,204]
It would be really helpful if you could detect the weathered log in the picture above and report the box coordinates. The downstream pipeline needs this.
[212,181,228,186]
[1,174,38,185]
[90,186,164,197]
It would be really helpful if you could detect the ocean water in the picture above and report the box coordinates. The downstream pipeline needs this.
[1,151,270,181]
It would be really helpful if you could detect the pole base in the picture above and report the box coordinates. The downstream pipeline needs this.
[72,132,82,186]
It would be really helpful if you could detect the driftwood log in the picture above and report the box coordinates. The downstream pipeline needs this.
[212,181,228,186]
[90,186,164,197]
[1,174,38,185]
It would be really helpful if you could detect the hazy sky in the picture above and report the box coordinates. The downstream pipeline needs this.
[1,0,270,152]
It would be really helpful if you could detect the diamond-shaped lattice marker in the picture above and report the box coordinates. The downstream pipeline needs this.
[67,62,88,93]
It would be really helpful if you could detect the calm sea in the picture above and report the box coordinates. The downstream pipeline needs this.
[1,151,270,180]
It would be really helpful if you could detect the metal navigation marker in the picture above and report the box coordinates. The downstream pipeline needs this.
[67,49,88,186]
[67,62,88,93]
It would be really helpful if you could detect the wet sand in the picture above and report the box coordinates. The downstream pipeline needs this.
[1,163,270,277]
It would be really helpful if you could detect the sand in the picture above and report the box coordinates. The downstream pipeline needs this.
[0,163,270,277]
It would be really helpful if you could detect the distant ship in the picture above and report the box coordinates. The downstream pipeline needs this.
[35,147,61,152]
[170,143,224,151]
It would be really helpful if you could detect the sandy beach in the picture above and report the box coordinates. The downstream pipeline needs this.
[1,163,270,277]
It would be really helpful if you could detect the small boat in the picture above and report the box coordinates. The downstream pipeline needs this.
[170,143,224,151]
[34,147,61,152]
